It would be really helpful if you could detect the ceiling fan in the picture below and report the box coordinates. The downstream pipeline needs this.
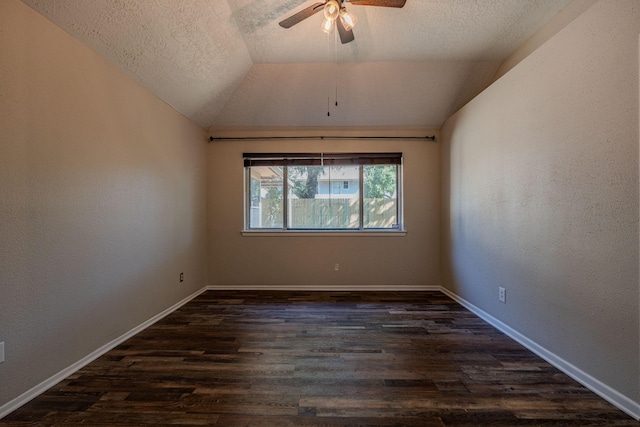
[279,0,406,44]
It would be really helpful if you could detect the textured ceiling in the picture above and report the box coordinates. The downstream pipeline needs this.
[21,0,573,130]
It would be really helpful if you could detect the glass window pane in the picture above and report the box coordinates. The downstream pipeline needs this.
[245,154,403,232]
[248,166,283,229]
[287,165,360,229]
[363,165,398,229]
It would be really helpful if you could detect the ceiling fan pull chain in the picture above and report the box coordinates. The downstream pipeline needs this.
[327,96,331,116]
[335,28,338,107]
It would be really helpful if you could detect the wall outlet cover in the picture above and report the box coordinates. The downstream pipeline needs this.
[498,287,506,303]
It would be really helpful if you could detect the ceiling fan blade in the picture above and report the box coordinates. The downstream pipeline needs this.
[336,18,355,44]
[279,2,325,28]
[347,0,406,7]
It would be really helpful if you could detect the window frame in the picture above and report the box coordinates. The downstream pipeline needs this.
[243,153,405,234]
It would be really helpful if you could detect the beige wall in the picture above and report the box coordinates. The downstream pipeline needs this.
[441,0,639,408]
[207,130,440,288]
[0,0,207,409]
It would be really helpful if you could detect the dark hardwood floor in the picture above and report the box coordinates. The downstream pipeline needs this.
[2,291,636,426]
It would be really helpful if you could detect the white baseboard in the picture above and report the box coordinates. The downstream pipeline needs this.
[207,284,441,291]
[0,286,208,420]
[439,287,640,421]
[2,285,637,421]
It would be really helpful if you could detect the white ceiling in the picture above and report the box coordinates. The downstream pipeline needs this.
[21,0,573,130]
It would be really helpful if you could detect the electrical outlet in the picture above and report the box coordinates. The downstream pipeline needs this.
[0,342,5,363]
[498,287,506,303]
[334,263,339,271]
[180,272,184,283]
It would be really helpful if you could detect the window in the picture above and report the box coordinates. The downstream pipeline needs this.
[244,153,403,231]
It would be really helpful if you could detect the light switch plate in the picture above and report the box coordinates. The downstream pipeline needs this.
[0,342,5,363]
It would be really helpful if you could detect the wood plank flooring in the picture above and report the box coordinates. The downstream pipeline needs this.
[2,291,636,426]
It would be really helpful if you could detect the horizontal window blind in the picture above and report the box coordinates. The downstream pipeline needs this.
[243,152,402,167]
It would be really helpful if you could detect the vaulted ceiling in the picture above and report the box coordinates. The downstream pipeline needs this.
[21,0,573,130]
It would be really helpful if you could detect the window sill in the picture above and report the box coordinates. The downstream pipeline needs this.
[241,230,407,237]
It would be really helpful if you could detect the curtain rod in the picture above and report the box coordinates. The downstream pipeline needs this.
[209,135,437,142]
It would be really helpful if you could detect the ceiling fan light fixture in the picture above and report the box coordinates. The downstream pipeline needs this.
[321,16,335,33]
[323,0,340,21]
[279,0,406,42]
[339,8,356,31]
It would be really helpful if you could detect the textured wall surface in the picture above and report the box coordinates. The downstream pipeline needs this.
[0,0,207,409]
[441,0,639,408]
[207,130,440,288]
